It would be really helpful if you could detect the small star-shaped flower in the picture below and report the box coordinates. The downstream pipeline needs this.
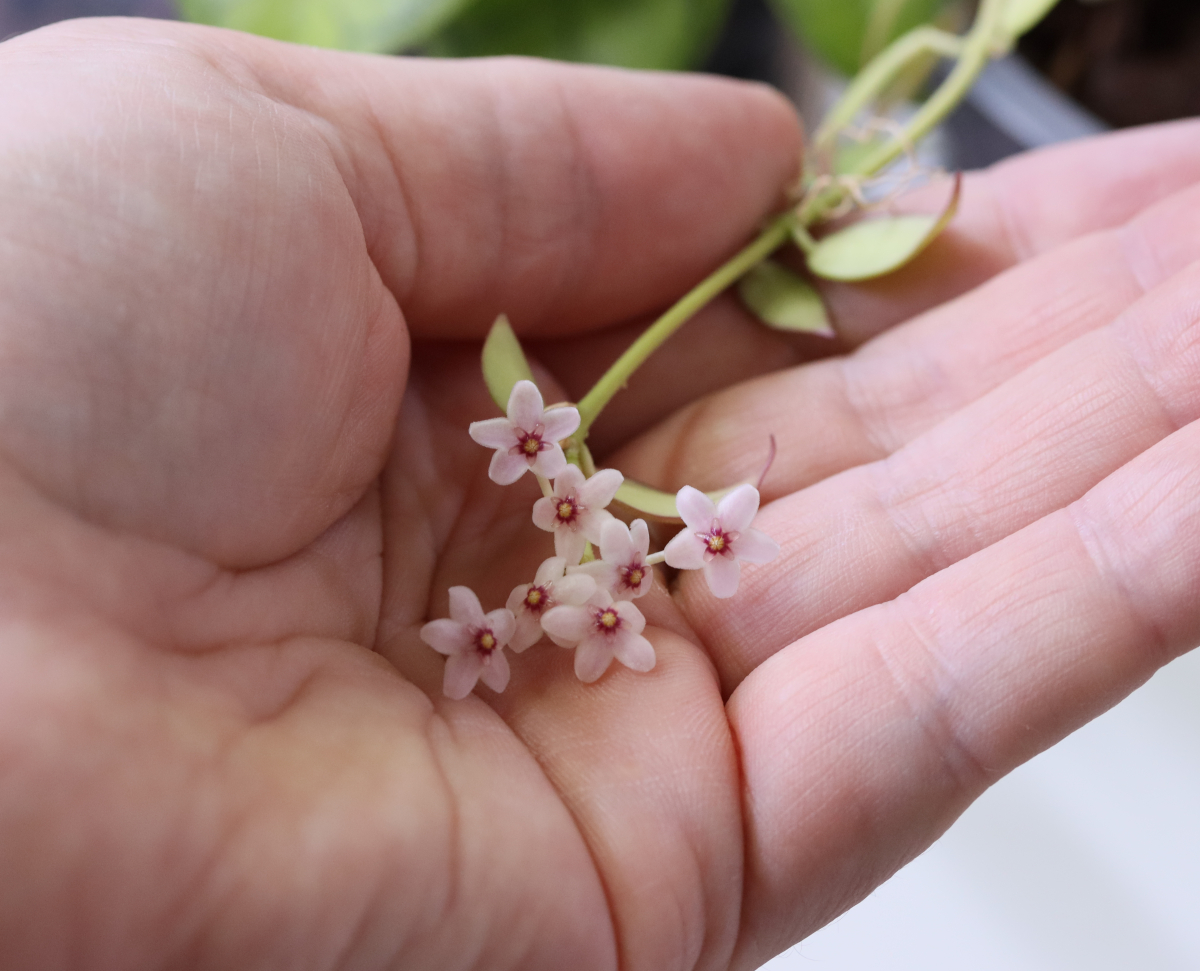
[663,484,779,598]
[541,588,656,683]
[532,465,623,565]
[573,517,654,599]
[469,380,581,485]
[419,586,516,699]
[505,556,597,653]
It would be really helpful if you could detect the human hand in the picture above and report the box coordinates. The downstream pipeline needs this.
[0,17,1198,971]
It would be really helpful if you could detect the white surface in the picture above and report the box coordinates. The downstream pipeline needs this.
[762,647,1200,971]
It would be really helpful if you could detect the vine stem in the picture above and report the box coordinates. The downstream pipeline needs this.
[574,211,795,436]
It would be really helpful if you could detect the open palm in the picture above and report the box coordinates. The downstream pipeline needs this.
[2,18,1199,971]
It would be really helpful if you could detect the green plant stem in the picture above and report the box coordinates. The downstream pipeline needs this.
[574,211,795,436]
[813,25,965,154]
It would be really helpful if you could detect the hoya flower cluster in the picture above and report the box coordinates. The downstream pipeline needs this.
[420,381,779,700]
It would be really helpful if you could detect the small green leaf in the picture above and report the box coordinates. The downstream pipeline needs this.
[998,0,1060,42]
[176,0,471,52]
[481,314,535,412]
[738,261,835,337]
[426,0,731,70]
[614,479,738,523]
[767,0,952,75]
[806,172,961,281]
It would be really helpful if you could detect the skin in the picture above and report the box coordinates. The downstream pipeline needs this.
[0,15,1199,971]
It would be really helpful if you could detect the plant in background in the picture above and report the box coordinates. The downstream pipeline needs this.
[178,0,1062,696]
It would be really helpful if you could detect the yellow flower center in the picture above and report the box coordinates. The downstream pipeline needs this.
[525,589,542,607]
[478,631,496,651]
[706,534,726,553]
[557,500,575,520]
[522,437,541,455]
[627,568,644,587]
[599,609,618,629]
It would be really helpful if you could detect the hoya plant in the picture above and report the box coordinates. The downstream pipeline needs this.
[401,0,1059,697]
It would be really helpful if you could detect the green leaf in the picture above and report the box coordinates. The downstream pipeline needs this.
[998,0,1059,42]
[613,479,738,523]
[738,260,835,336]
[481,314,535,412]
[767,0,952,75]
[426,0,731,70]
[176,0,471,52]
[806,172,961,281]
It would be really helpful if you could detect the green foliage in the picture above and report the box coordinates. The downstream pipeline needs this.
[738,260,833,336]
[806,173,960,281]
[176,0,472,51]
[767,0,953,75]
[426,0,732,70]
[481,315,535,411]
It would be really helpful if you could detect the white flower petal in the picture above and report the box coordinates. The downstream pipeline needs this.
[580,508,615,545]
[598,517,634,564]
[664,529,706,570]
[554,572,598,604]
[532,496,560,532]
[478,651,511,693]
[541,406,581,442]
[468,417,518,450]
[553,465,585,496]
[675,485,716,531]
[574,636,615,683]
[613,631,656,673]
[507,380,545,431]
[508,611,544,653]
[443,652,484,700]
[612,599,646,635]
[579,468,623,509]
[704,556,742,599]
[420,619,470,655]
[629,519,650,557]
[733,527,779,564]
[448,586,486,628]
[489,449,531,485]
[530,444,568,479]
[554,528,588,566]
[717,484,761,532]
[541,604,592,646]
[534,557,567,586]
[484,608,516,646]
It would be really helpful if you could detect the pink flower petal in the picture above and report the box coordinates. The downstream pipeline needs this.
[541,406,581,442]
[534,557,567,585]
[664,529,706,570]
[612,630,656,673]
[532,496,560,531]
[554,528,588,567]
[507,380,545,432]
[598,517,634,564]
[574,636,615,683]
[468,417,518,450]
[553,465,585,496]
[629,519,650,557]
[490,449,532,485]
[484,608,516,646]
[675,486,716,531]
[579,508,615,545]
[420,619,470,655]
[554,573,598,604]
[530,444,568,479]
[571,559,617,596]
[704,556,742,599]
[732,527,779,564]
[717,484,761,532]
[541,604,592,646]
[612,600,646,635]
[448,586,486,628]
[508,610,544,653]
[579,468,623,509]
[443,652,484,700]
[478,651,511,693]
